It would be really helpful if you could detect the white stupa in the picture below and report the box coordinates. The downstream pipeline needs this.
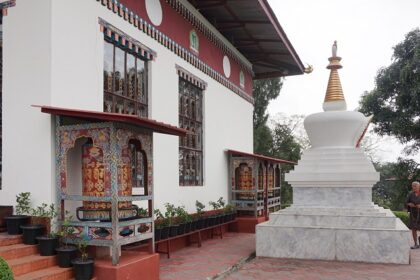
[256,42,410,264]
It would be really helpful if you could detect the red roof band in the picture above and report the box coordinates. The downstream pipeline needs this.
[227,149,296,165]
[34,105,187,137]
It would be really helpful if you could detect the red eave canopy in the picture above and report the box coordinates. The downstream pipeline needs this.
[189,0,305,79]
[227,149,296,165]
[35,105,187,137]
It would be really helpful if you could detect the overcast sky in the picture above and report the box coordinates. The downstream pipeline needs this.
[267,0,420,163]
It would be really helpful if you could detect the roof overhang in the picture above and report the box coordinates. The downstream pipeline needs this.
[227,149,296,165]
[189,0,305,79]
[35,105,187,137]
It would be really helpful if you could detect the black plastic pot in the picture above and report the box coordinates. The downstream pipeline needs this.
[203,217,210,228]
[21,224,45,245]
[191,220,197,231]
[196,218,204,229]
[208,216,216,227]
[37,236,59,256]
[4,215,30,235]
[56,246,77,268]
[185,222,192,233]
[178,223,186,235]
[228,213,235,221]
[160,226,170,240]
[169,225,179,237]
[72,258,94,280]
[154,227,162,242]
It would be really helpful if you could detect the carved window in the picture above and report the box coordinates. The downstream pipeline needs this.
[179,78,203,186]
[103,40,149,117]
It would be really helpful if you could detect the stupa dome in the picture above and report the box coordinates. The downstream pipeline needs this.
[304,41,370,148]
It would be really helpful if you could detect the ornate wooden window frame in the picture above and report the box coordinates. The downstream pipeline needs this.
[177,65,206,187]
[100,18,157,118]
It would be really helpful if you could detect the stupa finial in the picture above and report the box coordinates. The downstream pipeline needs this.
[323,41,346,111]
[332,40,337,57]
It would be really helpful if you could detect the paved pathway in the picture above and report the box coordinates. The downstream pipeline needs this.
[159,232,255,280]
[159,231,420,280]
[226,249,420,280]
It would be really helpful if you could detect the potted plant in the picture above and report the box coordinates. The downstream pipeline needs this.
[0,206,13,233]
[56,212,77,268]
[4,192,31,235]
[21,203,53,245]
[195,200,206,229]
[224,204,237,221]
[72,236,94,280]
[208,200,219,226]
[154,209,169,241]
[217,197,228,223]
[175,206,191,234]
[164,203,179,237]
[35,203,59,255]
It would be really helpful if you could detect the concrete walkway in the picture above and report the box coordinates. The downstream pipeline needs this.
[159,231,420,280]
[227,248,420,280]
[159,232,255,280]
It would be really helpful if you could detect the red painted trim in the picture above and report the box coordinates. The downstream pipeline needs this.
[258,0,305,73]
[119,0,254,96]
[34,105,187,137]
[356,116,372,148]
[227,149,296,165]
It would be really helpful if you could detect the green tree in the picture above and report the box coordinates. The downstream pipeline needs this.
[270,119,304,206]
[253,78,283,155]
[359,28,420,155]
[373,159,420,210]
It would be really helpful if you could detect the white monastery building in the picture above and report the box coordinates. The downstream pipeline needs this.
[0,0,304,214]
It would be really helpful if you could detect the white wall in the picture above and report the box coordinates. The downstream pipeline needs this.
[1,0,253,213]
[1,0,55,207]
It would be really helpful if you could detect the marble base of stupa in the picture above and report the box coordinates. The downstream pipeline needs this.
[256,43,410,264]
[256,147,410,264]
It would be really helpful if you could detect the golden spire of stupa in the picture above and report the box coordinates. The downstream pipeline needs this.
[324,41,345,103]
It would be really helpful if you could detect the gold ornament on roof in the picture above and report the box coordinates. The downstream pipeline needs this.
[304,64,314,74]
[324,41,345,103]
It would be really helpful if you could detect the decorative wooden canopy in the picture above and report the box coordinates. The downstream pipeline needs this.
[226,149,296,165]
[35,105,187,137]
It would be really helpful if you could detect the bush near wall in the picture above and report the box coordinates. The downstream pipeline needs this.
[0,256,14,280]
[393,211,409,227]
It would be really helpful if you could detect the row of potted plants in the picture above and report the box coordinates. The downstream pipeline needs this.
[154,198,236,241]
[3,193,93,280]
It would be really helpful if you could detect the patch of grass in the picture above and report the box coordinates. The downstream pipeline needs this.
[393,211,409,227]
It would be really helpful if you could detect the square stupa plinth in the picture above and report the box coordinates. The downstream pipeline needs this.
[256,148,410,264]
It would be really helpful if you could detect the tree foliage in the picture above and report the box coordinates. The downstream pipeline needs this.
[253,78,282,155]
[253,78,283,129]
[270,121,303,205]
[373,159,420,210]
[359,28,420,155]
